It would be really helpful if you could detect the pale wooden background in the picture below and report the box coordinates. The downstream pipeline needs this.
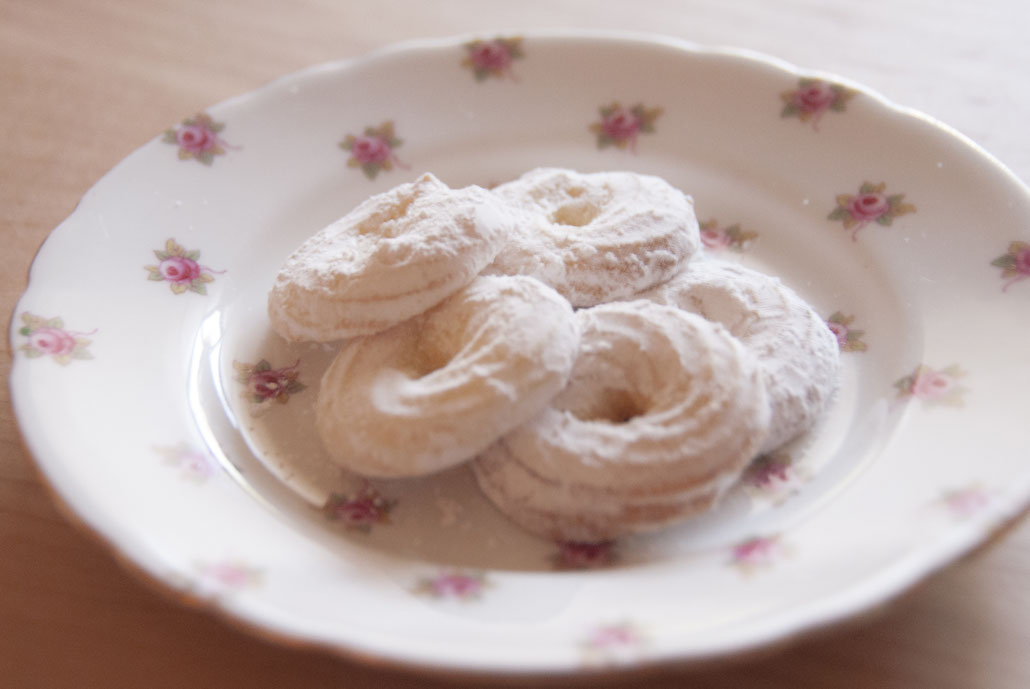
[3,0,1030,687]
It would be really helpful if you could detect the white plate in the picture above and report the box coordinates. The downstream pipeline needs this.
[10,31,1030,676]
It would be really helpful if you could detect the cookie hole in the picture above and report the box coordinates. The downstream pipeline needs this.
[551,200,600,227]
[567,388,648,424]
[388,320,457,380]
[397,346,452,379]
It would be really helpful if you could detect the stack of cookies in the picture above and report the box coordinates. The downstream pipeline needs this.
[268,169,840,541]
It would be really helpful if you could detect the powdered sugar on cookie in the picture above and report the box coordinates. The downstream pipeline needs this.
[268,168,841,542]
[485,168,700,306]
[268,172,511,342]
[639,260,840,454]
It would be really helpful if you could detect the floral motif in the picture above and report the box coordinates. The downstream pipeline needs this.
[743,453,793,490]
[893,363,966,406]
[825,312,867,352]
[196,561,263,589]
[990,241,1030,291]
[699,218,758,252]
[144,239,222,295]
[781,78,855,129]
[729,535,785,574]
[580,621,648,665]
[162,113,232,165]
[323,484,396,533]
[552,540,618,570]
[938,484,992,517]
[339,121,408,179]
[828,182,915,240]
[16,313,95,365]
[589,102,662,152]
[233,359,306,407]
[413,570,489,601]
[462,37,523,81]
[154,443,215,483]
[740,452,808,505]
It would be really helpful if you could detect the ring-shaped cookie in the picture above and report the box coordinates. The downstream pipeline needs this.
[640,260,841,454]
[472,301,769,541]
[485,168,700,306]
[316,275,580,478]
[268,172,511,342]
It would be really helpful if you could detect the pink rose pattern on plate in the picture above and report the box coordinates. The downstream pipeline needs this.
[413,570,489,601]
[233,359,306,406]
[339,121,408,179]
[323,484,396,533]
[829,182,916,240]
[729,535,785,574]
[740,452,808,505]
[154,443,216,483]
[552,540,618,570]
[825,312,867,352]
[893,364,965,406]
[580,622,648,666]
[781,78,855,130]
[991,241,1030,291]
[590,102,662,152]
[144,239,222,295]
[938,484,992,518]
[699,218,758,252]
[462,37,524,81]
[196,561,263,589]
[162,113,232,165]
[17,313,95,365]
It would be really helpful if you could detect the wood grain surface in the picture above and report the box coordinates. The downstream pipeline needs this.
[3,1,1029,687]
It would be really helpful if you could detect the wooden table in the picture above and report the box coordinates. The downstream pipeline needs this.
[3,1,1029,687]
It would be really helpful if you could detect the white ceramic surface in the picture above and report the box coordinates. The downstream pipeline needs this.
[9,31,1030,675]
